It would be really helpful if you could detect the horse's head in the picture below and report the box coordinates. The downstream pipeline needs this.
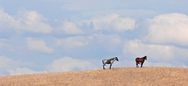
[115,57,119,61]
[144,56,147,60]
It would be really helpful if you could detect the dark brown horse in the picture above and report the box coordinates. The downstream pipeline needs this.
[135,56,147,67]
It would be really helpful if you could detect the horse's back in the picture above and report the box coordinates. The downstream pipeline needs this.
[135,57,144,62]
[135,57,139,61]
[102,59,108,64]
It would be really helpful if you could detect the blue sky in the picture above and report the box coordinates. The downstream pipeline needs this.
[0,0,188,75]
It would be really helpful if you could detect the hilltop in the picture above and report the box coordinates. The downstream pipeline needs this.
[0,67,188,86]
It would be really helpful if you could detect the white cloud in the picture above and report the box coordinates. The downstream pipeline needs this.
[123,39,188,61]
[61,21,83,34]
[0,56,22,69]
[27,38,54,54]
[84,13,136,32]
[55,34,122,52]
[146,13,188,46]
[62,0,98,11]
[55,36,91,49]
[0,9,17,29]
[94,34,121,44]
[0,56,33,75]
[83,9,158,19]
[93,34,122,51]
[46,57,93,72]
[17,11,53,33]
[0,9,52,34]
[112,17,136,32]
[55,34,122,51]
[7,67,47,75]
[0,39,13,51]
[145,61,187,67]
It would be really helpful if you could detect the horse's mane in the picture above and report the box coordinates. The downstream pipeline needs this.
[109,58,115,60]
[109,57,117,60]
[142,56,147,59]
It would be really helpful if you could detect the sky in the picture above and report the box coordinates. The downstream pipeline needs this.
[0,0,188,75]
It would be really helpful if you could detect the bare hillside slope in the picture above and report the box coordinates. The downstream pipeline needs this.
[0,67,188,86]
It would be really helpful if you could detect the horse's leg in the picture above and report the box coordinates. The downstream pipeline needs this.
[103,64,105,69]
[141,62,143,67]
[109,64,112,69]
[136,62,139,67]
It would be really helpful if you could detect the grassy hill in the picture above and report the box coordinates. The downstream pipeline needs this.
[0,67,188,86]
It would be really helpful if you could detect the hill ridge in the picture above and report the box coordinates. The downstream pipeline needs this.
[0,67,188,86]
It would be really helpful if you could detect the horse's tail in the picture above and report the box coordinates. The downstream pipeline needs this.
[135,58,138,61]
[102,60,106,66]
[102,60,104,64]
[135,58,140,63]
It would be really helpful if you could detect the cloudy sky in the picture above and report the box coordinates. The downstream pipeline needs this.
[0,0,188,75]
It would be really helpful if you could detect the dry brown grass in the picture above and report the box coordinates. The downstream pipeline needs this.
[0,67,188,86]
